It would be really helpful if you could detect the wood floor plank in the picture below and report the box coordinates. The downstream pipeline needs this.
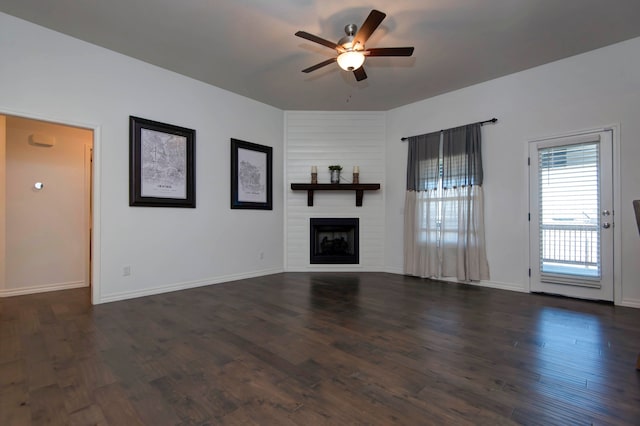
[1,272,640,425]
[67,404,108,426]
[0,379,30,426]
[148,375,213,424]
[93,383,145,425]
[29,384,69,425]
[0,320,21,364]
[277,377,396,425]
[121,376,185,425]
[0,359,25,389]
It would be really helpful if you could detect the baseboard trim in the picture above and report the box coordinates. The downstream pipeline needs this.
[432,277,527,293]
[8,271,636,309]
[465,279,528,293]
[98,268,284,304]
[619,298,640,309]
[397,274,528,293]
[384,266,404,275]
[0,281,87,297]
[285,265,389,273]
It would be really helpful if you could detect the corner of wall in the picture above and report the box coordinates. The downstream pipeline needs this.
[0,114,6,292]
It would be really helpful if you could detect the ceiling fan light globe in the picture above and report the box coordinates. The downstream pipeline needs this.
[337,51,365,71]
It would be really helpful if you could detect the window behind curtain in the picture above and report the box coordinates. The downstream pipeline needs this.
[414,127,482,247]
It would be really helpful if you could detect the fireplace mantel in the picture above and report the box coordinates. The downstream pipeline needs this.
[290,183,380,207]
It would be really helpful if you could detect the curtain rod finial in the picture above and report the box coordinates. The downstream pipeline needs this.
[481,118,498,125]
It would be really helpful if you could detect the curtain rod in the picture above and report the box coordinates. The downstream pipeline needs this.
[400,118,498,141]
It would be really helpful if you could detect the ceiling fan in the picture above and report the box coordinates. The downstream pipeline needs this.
[295,9,414,81]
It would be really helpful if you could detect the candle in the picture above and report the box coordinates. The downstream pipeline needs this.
[311,166,317,173]
[353,166,359,173]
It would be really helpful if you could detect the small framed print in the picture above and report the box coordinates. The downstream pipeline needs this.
[129,116,195,208]
[230,138,272,210]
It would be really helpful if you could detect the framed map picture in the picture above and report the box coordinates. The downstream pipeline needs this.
[230,138,272,210]
[129,116,196,207]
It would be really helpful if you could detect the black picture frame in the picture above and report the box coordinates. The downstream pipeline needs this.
[230,138,272,210]
[129,116,196,208]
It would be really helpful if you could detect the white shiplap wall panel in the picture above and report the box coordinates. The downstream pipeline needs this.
[285,111,386,271]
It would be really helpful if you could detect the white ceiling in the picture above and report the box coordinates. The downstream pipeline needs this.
[2,0,640,111]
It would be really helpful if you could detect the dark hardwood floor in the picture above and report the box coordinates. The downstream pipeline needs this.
[1,272,639,425]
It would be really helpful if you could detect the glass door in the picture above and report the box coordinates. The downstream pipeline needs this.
[529,130,613,301]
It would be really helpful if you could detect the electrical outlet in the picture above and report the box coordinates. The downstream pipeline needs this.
[123,266,131,276]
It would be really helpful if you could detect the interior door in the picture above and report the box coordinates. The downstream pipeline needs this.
[529,130,613,301]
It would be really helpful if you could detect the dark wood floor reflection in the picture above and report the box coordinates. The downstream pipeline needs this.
[2,273,640,425]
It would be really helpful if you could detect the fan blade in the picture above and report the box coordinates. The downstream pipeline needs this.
[366,47,414,57]
[353,67,367,81]
[295,31,340,50]
[353,9,386,48]
[302,58,336,73]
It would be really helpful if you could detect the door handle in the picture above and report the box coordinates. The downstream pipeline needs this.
[602,222,611,229]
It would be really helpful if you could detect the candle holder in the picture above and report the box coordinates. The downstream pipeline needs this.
[352,172,359,184]
[311,173,318,184]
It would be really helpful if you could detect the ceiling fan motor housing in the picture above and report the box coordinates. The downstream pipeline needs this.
[338,24,360,51]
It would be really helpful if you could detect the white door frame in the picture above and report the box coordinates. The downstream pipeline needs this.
[1,107,101,305]
[525,124,622,304]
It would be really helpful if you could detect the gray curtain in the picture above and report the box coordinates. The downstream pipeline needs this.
[406,131,441,190]
[442,124,483,188]
[404,123,490,281]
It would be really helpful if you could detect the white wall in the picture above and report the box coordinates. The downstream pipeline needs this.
[0,12,284,303]
[385,36,640,307]
[5,116,91,295]
[285,111,385,271]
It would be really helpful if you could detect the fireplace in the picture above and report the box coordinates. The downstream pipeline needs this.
[310,218,359,264]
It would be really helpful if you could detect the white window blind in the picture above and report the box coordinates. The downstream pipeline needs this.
[538,140,600,279]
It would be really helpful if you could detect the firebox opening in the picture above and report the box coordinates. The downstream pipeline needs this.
[310,218,359,264]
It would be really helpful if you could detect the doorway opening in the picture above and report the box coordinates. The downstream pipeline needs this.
[1,114,95,300]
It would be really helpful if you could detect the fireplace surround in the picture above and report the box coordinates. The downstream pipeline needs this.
[310,218,359,264]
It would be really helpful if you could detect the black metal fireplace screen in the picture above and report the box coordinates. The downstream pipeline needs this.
[310,218,359,264]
